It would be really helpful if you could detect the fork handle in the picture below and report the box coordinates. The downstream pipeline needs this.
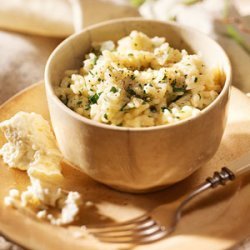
[175,167,236,221]
[205,167,235,187]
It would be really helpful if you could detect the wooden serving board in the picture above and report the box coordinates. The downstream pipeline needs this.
[0,82,250,250]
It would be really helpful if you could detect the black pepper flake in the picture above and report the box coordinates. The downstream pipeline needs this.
[150,106,157,113]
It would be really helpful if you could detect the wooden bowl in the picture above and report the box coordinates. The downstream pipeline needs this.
[45,18,232,193]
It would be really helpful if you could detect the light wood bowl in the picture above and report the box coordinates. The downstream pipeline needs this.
[45,18,232,193]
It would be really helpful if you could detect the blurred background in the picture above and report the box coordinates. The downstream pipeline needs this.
[0,0,249,104]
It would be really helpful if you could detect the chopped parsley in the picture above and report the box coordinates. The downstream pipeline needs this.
[77,100,82,105]
[88,93,101,104]
[85,103,91,110]
[130,74,136,80]
[89,70,94,76]
[104,113,108,120]
[172,80,186,93]
[194,77,198,82]
[59,95,68,105]
[110,86,118,93]
[126,87,137,96]
[120,103,127,111]
[93,56,99,65]
[128,53,133,56]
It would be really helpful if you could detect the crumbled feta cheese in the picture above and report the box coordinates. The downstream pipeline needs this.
[0,112,63,183]
[0,112,82,226]
[48,192,82,225]
[4,196,14,207]
[37,210,47,219]
[9,189,20,198]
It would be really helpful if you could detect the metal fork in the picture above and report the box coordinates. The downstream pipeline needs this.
[89,149,250,245]
[89,167,235,244]
[89,152,250,245]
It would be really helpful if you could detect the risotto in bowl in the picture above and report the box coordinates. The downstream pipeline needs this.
[56,31,222,128]
[45,18,231,192]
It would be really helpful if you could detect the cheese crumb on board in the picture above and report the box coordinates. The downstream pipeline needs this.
[0,112,82,226]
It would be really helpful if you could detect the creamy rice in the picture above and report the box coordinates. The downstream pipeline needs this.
[56,31,222,128]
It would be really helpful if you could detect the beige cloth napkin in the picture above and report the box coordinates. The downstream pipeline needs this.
[0,0,138,37]
[0,0,139,104]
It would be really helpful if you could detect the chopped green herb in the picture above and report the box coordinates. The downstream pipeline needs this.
[85,103,91,110]
[126,87,137,96]
[120,103,127,111]
[138,83,143,89]
[130,0,145,7]
[172,80,186,92]
[93,56,98,65]
[88,93,101,104]
[89,70,94,76]
[98,78,101,82]
[182,0,202,5]
[169,15,177,22]
[130,74,136,80]
[162,75,167,81]
[77,100,82,105]
[194,77,198,83]
[110,86,118,93]
[117,122,123,126]
[128,53,133,56]
[59,95,68,105]
[104,113,108,120]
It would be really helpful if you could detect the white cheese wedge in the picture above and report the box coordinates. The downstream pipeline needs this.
[1,112,82,226]
[0,112,63,182]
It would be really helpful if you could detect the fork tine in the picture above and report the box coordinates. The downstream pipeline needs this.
[137,228,168,244]
[94,223,160,239]
[91,218,156,237]
[89,214,149,234]
[94,225,166,244]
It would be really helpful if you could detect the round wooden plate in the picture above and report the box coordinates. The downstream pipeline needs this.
[0,82,250,250]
